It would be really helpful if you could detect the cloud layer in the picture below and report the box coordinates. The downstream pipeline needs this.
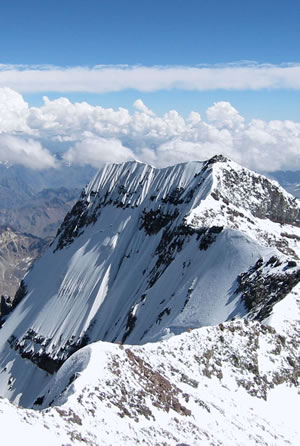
[0,87,299,172]
[1,63,300,93]
[0,134,57,169]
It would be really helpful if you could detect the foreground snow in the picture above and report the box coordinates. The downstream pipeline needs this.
[1,309,299,446]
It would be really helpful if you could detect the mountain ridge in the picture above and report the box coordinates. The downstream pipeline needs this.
[0,155,299,409]
[1,309,299,445]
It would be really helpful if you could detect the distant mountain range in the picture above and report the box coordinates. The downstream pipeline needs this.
[270,169,300,198]
[0,163,96,299]
[0,187,80,238]
[0,162,97,200]
[0,162,97,237]
[0,226,49,300]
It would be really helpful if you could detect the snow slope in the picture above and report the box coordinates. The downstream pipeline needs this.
[0,155,299,407]
[1,313,299,446]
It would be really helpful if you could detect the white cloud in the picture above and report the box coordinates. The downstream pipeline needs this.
[146,139,225,167]
[206,101,245,130]
[0,134,57,170]
[0,87,31,133]
[63,137,135,168]
[0,87,300,172]
[133,99,155,116]
[187,111,202,124]
[28,96,131,142]
[240,119,300,171]
[1,63,300,93]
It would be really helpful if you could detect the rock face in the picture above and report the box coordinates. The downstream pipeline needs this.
[0,156,299,407]
[236,255,300,321]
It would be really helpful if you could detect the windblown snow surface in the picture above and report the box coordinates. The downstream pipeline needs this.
[0,156,299,444]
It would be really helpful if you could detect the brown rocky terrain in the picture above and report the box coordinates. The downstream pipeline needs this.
[0,226,49,301]
[0,187,80,238]
[0,188,79,307]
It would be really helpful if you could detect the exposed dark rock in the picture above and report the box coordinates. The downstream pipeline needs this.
[221,167,300,227]
[33,395,45,406]
[157,307,171,324]
[122,308,137,344]
[198,226,223,251]
[202,155,229,173]
[125,349,191,417]
[182,287,193,311]
[265,256,282,267]
[0,295,12,317]
[140,208,179,235]
[281,232,300,242]
[162,187,184,205]
[236,258,300,321]
[147,224,223,289]
[12,279,27,309]
[147,225,191,288]
[7,329,90,374]
[54,197,95,251]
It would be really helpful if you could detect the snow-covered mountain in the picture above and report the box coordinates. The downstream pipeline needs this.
[0,155,299,412]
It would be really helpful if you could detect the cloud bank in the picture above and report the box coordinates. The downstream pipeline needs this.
[0,134,57,169]
[0,88,299,172]
[1,63,300,93]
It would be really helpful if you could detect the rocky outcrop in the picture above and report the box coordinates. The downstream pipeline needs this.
[217,164,300,226]
[236,256,300,320]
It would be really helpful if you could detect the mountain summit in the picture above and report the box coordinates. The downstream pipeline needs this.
[0,155,299,407]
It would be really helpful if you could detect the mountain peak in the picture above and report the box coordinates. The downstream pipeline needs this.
[0,156,299,407]
[53,156,299,254]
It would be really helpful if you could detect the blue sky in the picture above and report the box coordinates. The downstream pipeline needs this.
[1,0,299,65]
[1,0,300,120]
[1,1,300,173]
